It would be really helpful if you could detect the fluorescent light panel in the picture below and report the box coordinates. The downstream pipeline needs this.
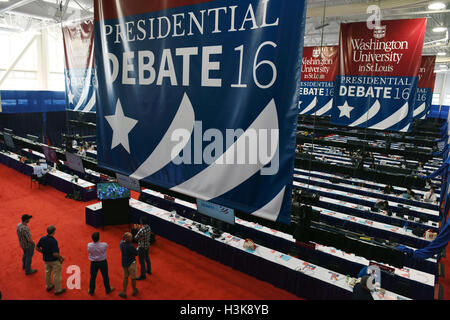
[428,2,446,10]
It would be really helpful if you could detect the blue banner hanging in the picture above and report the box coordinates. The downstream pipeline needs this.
[94,0,307,224]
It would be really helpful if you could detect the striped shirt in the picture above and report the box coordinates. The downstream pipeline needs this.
[135,225,151,249]
[17,223,32,249]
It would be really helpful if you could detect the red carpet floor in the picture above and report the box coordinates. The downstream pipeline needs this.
[0,164,301,300]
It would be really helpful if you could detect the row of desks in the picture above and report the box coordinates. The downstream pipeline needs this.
[134,189,436,299]
[0,150,97,201]
[293,173,440,223]
[85,197,413,300]
[294,167,441,205]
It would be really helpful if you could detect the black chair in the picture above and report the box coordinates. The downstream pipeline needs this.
[30,174,39,189]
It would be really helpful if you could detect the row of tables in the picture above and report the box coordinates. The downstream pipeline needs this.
[136,188,436,299]
[0,143,439,299]
[0,150,97,201]
[85,197,412,300]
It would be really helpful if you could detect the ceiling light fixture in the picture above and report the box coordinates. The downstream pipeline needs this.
[437,52,447,56]
[433,26,448,33]
[428,2,446,10]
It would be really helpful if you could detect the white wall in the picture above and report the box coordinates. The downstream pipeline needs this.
[433,71,450,106]
[0,26,65,91]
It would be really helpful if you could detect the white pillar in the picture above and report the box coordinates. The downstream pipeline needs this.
[38,28,49,90]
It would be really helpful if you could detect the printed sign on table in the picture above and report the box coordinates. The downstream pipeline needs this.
[330,18,427,132]
[94,0,307,224]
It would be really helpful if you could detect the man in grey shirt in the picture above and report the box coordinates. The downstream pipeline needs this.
[87,232,114,295]
[17,214,37,275]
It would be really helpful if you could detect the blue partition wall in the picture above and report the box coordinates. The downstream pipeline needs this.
[0,90,67,146]
[1,90,66,113]
[428,105,449,119]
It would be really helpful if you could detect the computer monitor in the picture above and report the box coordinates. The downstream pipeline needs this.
[4,133,15,149]
[42,145,58,164]
[196,199,235,225]
[26,134,39,142]
[97,182,131,200]
[65,151,85,173]
[115,172,141,192]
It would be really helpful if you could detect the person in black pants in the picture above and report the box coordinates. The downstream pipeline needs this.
[135,217,152,280]
[87,232,114,296]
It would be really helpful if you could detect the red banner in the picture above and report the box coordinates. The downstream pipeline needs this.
[338,18,427,77]
[301,46,338,82]
[94,0,214,21]
[62,20,96,112]
[331,18,427,131]
[418,56,437,90]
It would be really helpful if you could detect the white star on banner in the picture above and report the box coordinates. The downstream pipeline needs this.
[337,101,354,118]
[105,99,138,153]
[67,91,74,105]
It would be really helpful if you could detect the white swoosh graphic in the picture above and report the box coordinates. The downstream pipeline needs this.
[130,93,195,180]
[400,123,410,132]
[369,102,409,131]
[83,93,96,112]
[170,99,279,200]
[350,100,380,127]
[73,65,94,111]
[300,97,317,115]
[251,186,286,222]
[315,98,333,116]
[413,102,426,118]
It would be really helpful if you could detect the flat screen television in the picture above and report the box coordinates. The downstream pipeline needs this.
[4,133,15,149]
[65,151,84,173]
[97,182,130,200]
[42,145,58,163]
[115,172,141,192]
[196,199,235,225]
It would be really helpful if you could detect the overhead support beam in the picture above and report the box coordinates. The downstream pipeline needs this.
[306,0,450,18]
[0,0,38,15]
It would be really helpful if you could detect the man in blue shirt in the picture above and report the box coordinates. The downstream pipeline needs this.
[36,225,66,295]
[118,232,138,299]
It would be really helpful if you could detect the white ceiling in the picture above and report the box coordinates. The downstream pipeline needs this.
[0,0,448,66]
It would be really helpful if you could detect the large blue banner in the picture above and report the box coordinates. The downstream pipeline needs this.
[331,19,427,132]
[94,0,306,224]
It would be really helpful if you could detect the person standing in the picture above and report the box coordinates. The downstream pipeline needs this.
[17,214,37,275]
[135,217,152,280]
[36,225,66,295]
[352,276,374,300]
[119,232,138,299]
[87,232,114,296]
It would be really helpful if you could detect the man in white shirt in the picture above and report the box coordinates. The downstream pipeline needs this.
[87,232,114,296]
[33,161,48,185]
[423,187,438,204]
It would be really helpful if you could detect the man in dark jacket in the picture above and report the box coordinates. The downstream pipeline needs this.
[352,276,374,300]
